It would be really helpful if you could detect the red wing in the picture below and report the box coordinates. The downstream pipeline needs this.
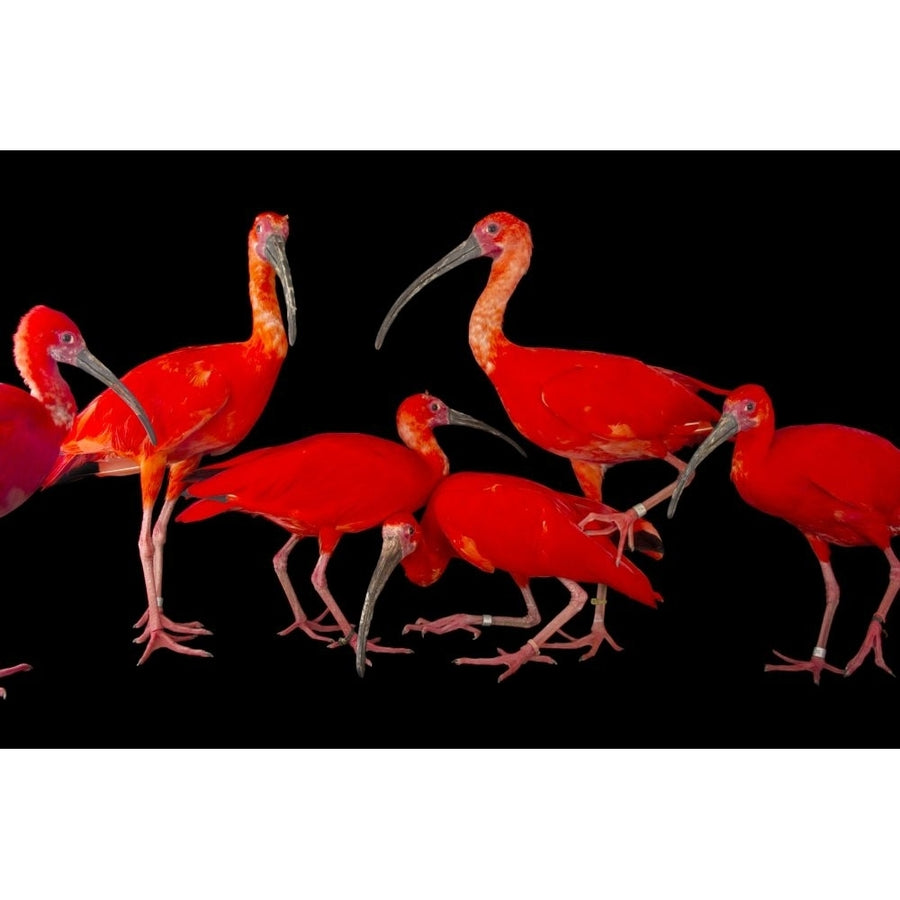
[66,356,232,454]
[180,436,433,531]
[540,359,720,442]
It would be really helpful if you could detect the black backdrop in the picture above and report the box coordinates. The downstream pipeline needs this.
[0,150,896,748]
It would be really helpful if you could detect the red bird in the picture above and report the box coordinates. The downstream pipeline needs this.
[357,470,664,681]
[667,383,900,684]
[175,392,524,668]
[376,211,726,655]
[42,212,297,665]
[1,305,156,697]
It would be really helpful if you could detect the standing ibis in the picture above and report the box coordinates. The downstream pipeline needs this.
[42,212,297,665]
[375,211,726,655]
[667,383,900,683]
[175,392,524,669]
[1,305,156,696]
[357,470,663,681]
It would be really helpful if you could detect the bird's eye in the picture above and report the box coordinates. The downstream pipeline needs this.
[60,332,74,344]
[430,402,440,413]
[256,223,262,234]
[745,401,756,413]
[487,223,499,234]
[405,525,414,538]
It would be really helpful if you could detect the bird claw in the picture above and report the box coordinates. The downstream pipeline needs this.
[133,612,212,641]
[327,632,414,657]
[578,510,637,566]
[402,615,483,639]
[134,627,213,665]
[133,609,207,632]
[543,626,623,660]
[277,617,343,641]
[844,619,895,678]
[453,642,557,682]
[764,649,843,685]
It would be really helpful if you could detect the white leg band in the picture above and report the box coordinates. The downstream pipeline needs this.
[812,646,826,659]
[631,503,648,518]
[482,614,493,627]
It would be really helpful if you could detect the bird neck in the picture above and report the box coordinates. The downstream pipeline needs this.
[247,252,288,357]
[732,419,776,483]
[469,247,529,375]
[402,512,451,587]
[13,339,76,431]
[396,415,450,481]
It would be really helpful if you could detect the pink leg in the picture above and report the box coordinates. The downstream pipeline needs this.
[134,463,206,633]
[309,550,413,666]
[764,537,843,685]
[403,582,541,639]
[273,535,342,640]
[844,546,900,678]
[454,577,589,682]
[0,662,32,700]
[132,464,213,665]
[544,583,623,658]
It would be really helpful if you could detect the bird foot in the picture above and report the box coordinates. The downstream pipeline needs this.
[277,610,343,641]
[133,608,208,633]
[844,619,895,678]
[403,614,483,639]
[544,624,624,660]
[453,641,557,683]
[0,663,32,699]
[764,649,843,685]
[578,509,637,565]
[327,630,414,667]
[134,618,214,665]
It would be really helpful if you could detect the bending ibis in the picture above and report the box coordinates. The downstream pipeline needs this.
[357,470,663,681]
[175,392,524,669]
[42,212,297,665]
[667,383,900,684]
[1,305,156,696]
[375,211,726,654]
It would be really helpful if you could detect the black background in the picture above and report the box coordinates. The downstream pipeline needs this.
[0,150,896,749]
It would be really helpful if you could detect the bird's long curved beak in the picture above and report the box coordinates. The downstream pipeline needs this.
[265,233,298,347]
[667,413,739,518]
[375,234,484,350]
[355,532,406,678]
[75,349,158,446]
[446,407,527,457]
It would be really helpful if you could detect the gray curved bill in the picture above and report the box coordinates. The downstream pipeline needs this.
[356,534,405,678]
[667,413,739,519]
[447,407,527,458]
[75,349,158,446]
[375,234,484,350]
[265,233,297,347]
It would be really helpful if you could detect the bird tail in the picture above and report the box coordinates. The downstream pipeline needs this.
[176,496,234,524]
[652,365,731,397]
[43,454,140,489]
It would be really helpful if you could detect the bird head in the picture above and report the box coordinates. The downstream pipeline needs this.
[356,513,421,678]
[667,384,771,518]
[251,212,298,347]
[375,212,532,350]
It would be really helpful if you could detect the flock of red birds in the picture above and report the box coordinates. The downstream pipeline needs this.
[1,210,898,699]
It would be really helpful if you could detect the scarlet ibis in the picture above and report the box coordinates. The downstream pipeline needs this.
[1,305,157,696]
[357,470,664,681]
[175,392,525,669]
[667,383,900,684]
[375,210,726,655]
[42,212,297,665]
